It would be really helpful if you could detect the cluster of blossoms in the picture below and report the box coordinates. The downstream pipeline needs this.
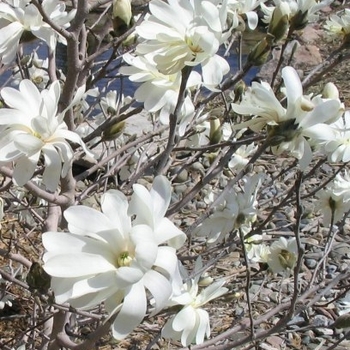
[195,173,263,243]
[324,8,350,43]
[0,0,75,65]
[120,0,235,134]
[231,66,344,170]
[261,0,332,40]
[0,80,92,192]
[43,176,227,344]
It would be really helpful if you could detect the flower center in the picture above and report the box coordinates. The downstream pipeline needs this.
[278,249,296,270]
[117,251,133,267]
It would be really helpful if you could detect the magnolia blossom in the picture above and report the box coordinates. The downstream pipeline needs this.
[162,258,228,346]
[195,174,263,243]
[267,237,298,274]
[324,8,350,42]
[43,176,186,339]
[135,0,230,89]
[120,52,201,135]
[232,66,342,169]
[0,0,76,65]
[315,175,350,227]
[0,80,92,191]
[321,111,350,163]
[261,0,332,31]
[247,242,270,263]
[227,0,265,31]
[228,142,258,172]
[12,52,49,89]
[333,171,350,199]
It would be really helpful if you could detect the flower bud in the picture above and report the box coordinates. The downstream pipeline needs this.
[112,0,133,36]
[322,82,339,100]
[209,118,222,145]
[290,9,309,31]
[247,35,273,66]
[268,3,290,42]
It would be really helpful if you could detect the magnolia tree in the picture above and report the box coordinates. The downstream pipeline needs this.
[1,0,350,349]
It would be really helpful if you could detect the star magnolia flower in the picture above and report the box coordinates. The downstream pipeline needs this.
[267,237,298,274]
[232,66,342,169]
[321,111,350,163]
[162,258,228,346]
[324,8,350,43]
[227,0,265,31]
[228,142,258,172]
[261,0,332,31]
[333,171,350,200]
[315,185,350,227]
[43,176,186,340]
[12,52,50,89]
[0,0,76,65]
[135,0,230,90]
[120,52,201,135]
[195,174,263,243]
[0,80,92,191]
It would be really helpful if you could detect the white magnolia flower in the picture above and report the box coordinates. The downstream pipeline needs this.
[195,174,263,243]
[322,111,350,163]
[228,142,258,172]
[325,8,350,42]
[247,242,270,263]
[316,186,350,227]
[43,176,186,340]
[120,52,200,135]
[267,237,298,274]
[162,258,228,346]
[227,0,265,31]
[232,66,342,169]
[12,52,49,89]
[135,0,230,89]
[261,0,332,31]
[0,80,92,191]
[333,171,350,200]
[0,0,76,64]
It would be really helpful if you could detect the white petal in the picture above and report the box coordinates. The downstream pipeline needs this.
[149,175,171,220]
[143,270,171,313]
[13,153,40,186]
[101,190,132,235]
[111,281,147,339]
[282,66,302,104]
[42,144,61,192]
[44,253,116,278]
[64,205,114,235]
[131,225,158,270]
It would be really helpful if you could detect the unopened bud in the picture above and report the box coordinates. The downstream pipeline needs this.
[247,35,273,66]
[112,0,133,36]
[268,3,290,42]
[322,82,339,100]
[209,118,222,145]
[290,9,309,31]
